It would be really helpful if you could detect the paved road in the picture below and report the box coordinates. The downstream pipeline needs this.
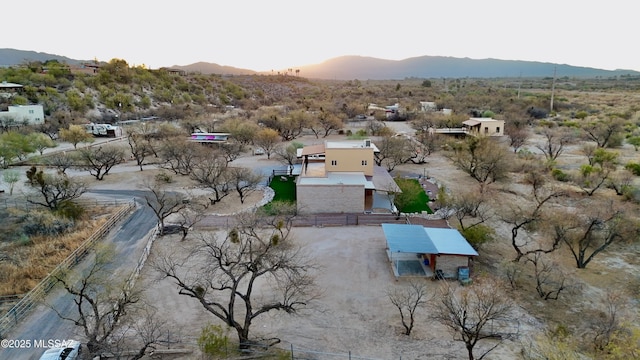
[0,190,156,360]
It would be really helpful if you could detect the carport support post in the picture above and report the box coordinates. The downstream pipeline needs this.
[290,344,294,359]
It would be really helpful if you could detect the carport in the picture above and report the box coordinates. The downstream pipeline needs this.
[382,224,436,278]
[382,224,478,279]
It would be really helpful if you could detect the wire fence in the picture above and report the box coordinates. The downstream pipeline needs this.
[0,200,135,339]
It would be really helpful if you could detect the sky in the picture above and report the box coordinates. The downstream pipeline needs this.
[5,0,638,72]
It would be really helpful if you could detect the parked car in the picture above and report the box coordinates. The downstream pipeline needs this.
[253,148,265,155]
[38,340,82,360]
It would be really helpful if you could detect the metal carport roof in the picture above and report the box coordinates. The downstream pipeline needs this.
[382,224,438,254]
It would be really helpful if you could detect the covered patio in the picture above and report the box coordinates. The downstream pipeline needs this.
[382,224,478,279]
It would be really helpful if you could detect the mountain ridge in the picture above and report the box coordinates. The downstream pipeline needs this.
[2,48,638,80]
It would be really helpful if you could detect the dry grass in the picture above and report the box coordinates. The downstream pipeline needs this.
[0,211,112,296]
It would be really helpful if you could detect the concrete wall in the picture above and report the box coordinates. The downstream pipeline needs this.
[435,255,471,278]
[297,184,364,213]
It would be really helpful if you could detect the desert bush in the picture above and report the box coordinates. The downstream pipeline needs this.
[55,200,85,220]
[552,168,570,182]
[20,210,74,236]
[198,324,230,358]
[625,162,640,176]
[155,171,173,183]
[461,224,495,250]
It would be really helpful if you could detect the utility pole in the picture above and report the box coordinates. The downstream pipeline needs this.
[550,67,557,114]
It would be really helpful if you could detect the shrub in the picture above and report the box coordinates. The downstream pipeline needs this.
[198,324,229,358]
[552,168,570,182]
[625,162,640,176]
[461,224,495,250]
[155,171,173,183]
[20,210,74,236]
[55,200,85,220]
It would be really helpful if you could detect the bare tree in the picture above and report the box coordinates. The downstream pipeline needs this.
[51,247,140,356]
[127,130,155,171]
[501,172,565,262]
[189,153,231,205]
[589,291,627,352]
[227,167,263,204]
[387,281,429,335]
[27,170,86,210]
[317,112,342,137]
[374,135,412,172]
[274,143,301,167]
[153,212,318,349]
[431,279,518,360]
[45,152,76,175]
[77,145,125,180]
[449,136,511,192]
[141,177,188,236]
[159,137,204,175]
[505,122,530,153]
[51,247,168,359]
[535,127,574,162]
[173,200,209,241]
[551,200,638,269]
[525,252,567,300]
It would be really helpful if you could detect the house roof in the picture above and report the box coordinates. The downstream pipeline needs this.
[382,224,478,256]
[382,224,438,254]
[372,165,401,192]
[424,227,479,256]
[300,144,326,156]
[462,119,481,126]
[297,171,374,189]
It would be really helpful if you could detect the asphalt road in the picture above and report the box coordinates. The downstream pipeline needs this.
[0,190,157,360]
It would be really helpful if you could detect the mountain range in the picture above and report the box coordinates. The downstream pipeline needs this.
[2,48,638,80]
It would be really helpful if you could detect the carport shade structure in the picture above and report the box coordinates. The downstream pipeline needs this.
[382,224,479,278]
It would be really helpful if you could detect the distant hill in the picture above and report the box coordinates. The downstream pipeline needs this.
[294,55,640,80]
[0,48,86,66]
[3,48,639,79]
[168,62,257,76]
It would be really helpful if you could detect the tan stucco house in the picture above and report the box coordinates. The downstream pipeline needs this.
[462,118,505,136]
[296,140,401,214]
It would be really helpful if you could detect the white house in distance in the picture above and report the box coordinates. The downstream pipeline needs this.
[0,104,45,125]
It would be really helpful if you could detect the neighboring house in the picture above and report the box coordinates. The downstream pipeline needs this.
[462,117,505,136]
[420,101,437,112]
[0,81,23,98]
[296,139,401,214]
[0,104,44,125]
[189,132,230,143]
[382,223,478,279]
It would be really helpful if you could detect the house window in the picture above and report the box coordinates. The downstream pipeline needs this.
[484,127,489,134]
[331,160,337,166]
[29,110,34,114]
[361,160,367,166]
[496,127,500,133]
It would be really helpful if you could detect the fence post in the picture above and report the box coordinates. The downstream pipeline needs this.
[291,344,294,360]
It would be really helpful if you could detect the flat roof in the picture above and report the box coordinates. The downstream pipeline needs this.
[300,143,325,156]
[424,227,479,256]
[383,224,438,254]
[382,224,478,256]
[298,172,374,189]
